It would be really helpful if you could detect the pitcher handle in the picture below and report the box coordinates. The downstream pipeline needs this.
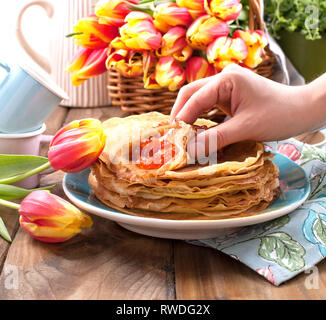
[0,62,11,89]
[16,1,54,74]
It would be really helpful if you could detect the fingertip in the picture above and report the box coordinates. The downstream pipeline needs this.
[170,110,181,124]
[170,103,182,124]
[174,108,195,124]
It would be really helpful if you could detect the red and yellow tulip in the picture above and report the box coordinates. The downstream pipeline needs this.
[186,56,215,83]
[48,119,106,173]
[156,27,193,62]
[19,191,93,243]
[204,0,242,21]
[154,2,192,33]
[176,0,206,19]
[233,30,268,68]
[144,72,161,89]
[95,0,138,27]
[106,49,143,77]
[155,57,186,91]
[142,52,161,89]
[186,15,229,50]
[176,0,205,11]
[111,12,162,51]
[207,36,248,71]
[66,47,108,86]
[188,9,206,19]
[72,15,119,49]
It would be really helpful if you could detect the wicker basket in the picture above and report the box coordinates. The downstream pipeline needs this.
[107,0,276,121]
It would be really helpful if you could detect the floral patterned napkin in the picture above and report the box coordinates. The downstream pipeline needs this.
[187,135,326,286]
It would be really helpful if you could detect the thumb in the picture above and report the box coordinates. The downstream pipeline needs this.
[187,117,247,159]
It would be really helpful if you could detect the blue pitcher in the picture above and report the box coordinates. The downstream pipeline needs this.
[0,62,68,133]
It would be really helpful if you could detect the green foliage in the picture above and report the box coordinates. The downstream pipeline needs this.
[258,232,306,271]
[0,217,11,243]
[229,0,250,35]
[0,154,49,184]
[264,0,326,40]
[0,184,54,201]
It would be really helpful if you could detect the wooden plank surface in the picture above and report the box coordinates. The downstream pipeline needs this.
[63,107,125,125]
[174,241,326,299]
[0,106,175,300]
[0,216,174,299]
[0,207,20,272]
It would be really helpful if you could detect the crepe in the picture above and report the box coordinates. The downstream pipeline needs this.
[91,158,277,199]
[90,112,280,220]
[89,172,279,217]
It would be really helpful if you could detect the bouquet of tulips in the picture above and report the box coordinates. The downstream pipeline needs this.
[67,0,269,91]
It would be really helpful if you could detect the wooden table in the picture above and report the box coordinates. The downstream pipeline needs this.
[1,106,326,300]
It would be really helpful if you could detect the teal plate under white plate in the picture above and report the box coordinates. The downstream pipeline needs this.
[63,152,310,240]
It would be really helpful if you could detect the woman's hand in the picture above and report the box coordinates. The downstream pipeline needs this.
[171,64,323,158]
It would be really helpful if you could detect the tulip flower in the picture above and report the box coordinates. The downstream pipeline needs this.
[233,30,268,68]
[48,119,106,173]
[72,15,119,49]
[156,27,193,62]
[67,47,108,86]
[142,52,161,89]
[111,12,162,51]
[144,73,162,90]
[207,36,248,71]
[176,0,205,11]
[106,49,143,77]
[186,15,229,50]
[213,59,236,70]
[186,57,215,83]
[155,57,186,91]
[95,0,138,27]
[204,0,242,21]
[19,191,93,243]
[154,2,192,33]
[176,0,206,19]
[188,9,206,19]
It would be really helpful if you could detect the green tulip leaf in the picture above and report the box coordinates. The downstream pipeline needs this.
[0,184,55,200]
[0,155,50,184]
[0,217,11,242]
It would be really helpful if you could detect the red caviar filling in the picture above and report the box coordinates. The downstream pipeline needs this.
[136,135,176,170]
[153,120,170,128]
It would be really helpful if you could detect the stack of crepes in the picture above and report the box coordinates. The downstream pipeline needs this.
[89,112,280,220]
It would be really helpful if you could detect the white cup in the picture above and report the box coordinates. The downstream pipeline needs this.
[0,124,53,189]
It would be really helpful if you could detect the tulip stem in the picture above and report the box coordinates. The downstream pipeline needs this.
[124,1,154,15]
[66,32,83,38]
[3,161,51,185]
[139,0,175,4]
[0,198,20,210]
